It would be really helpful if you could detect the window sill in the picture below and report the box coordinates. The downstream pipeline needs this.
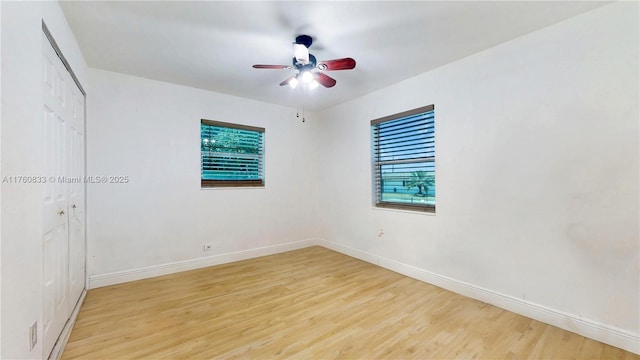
[201,186,265,190]
[371,206,436,216]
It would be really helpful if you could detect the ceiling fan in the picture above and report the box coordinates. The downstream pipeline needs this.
[252,35,356,89]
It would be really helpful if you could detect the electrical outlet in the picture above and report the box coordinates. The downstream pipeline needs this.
[203,244,213,252]
[378,229,385,237]
[29,321,37,350]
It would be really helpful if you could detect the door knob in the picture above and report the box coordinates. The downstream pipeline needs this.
[58,210,65,216]
[72,204,77,209]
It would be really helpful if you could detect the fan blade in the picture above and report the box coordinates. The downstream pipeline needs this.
[279,75,296,86]
[314,72,337,88]
[253,64,292,69]
[317,58,356,71]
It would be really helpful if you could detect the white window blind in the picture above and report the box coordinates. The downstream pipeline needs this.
[372,105,435,212]
[201,119,265,187]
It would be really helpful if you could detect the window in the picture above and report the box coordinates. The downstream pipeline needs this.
[371,105,435,212]
[201,119,265,187]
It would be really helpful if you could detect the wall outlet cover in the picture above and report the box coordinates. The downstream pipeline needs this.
[29,321,37,350]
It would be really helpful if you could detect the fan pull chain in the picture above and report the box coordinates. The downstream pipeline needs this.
[295,85,302,121]
[302,86,306,123]
[294,86,305,123]
[296,100,300,119]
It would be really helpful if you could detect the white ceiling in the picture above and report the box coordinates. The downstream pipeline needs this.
[60,1,608,111]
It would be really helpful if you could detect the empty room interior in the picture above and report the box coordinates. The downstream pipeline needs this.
[1,1,639,359]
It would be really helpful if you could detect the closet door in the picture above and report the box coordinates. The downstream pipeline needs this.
[67,77,86,309]
[42,32,86,357]
[42,31,71,356]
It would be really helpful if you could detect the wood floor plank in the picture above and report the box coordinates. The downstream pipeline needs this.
[62,246,639,359]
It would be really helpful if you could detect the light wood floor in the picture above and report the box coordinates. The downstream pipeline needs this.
[63,246,639,359]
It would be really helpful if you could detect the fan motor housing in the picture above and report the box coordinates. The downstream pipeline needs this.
[295,34,313,48]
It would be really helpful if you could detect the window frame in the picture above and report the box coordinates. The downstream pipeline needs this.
[371,105,435,213]
[200,119,265,188]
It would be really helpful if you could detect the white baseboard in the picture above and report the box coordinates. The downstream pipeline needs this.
[89,238,321,289]
[319,239,640,355]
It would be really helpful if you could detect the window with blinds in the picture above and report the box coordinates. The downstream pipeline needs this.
[201,119,265,188]
[371,105,435,212]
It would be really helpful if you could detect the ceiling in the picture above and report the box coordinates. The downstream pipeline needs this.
[60,1,608,111]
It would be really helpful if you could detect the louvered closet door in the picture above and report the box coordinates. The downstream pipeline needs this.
[42,32,86,357]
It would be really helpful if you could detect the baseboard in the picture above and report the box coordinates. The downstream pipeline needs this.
[319,239,640,355]
[89,238,321,289]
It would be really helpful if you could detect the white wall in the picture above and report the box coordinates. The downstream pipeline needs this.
[316,1,638,352]
[0,1,88,359]
[86,69,322,283]
[2,1,636,357]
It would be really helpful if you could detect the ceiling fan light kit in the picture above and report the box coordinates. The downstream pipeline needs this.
[252,34,356,122]
[300,71,314,83]
[252,34,356,90]
[288,77,299,89]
